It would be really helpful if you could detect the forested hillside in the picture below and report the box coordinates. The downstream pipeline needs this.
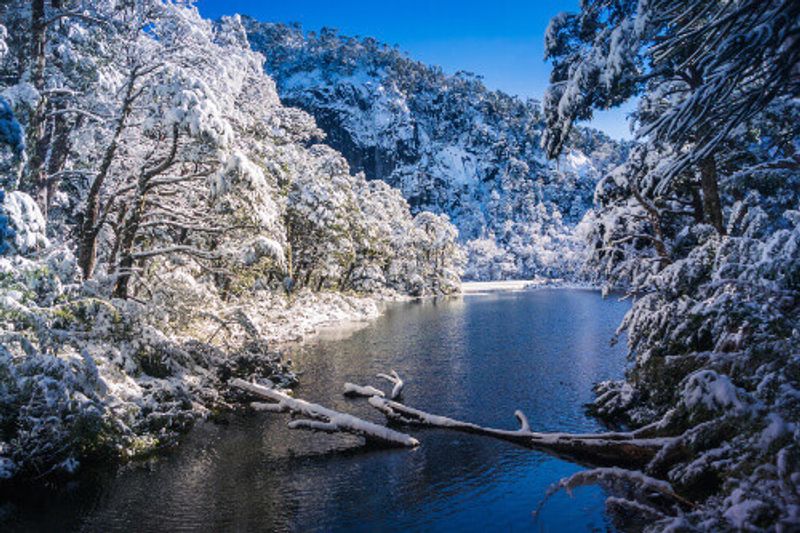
[245,20,629,280]
[0,2,461,481]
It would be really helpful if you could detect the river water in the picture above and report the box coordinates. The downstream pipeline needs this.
[4,289,630,532]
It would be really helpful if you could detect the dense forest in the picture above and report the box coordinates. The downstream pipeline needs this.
[0,0,798,531]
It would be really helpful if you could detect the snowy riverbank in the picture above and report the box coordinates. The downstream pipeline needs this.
[252,289,390,345]
[461,279,553,294]
[460,279,597,295]
[0,249,398,483]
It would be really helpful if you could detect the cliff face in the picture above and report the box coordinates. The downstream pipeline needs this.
[246,21,628,279]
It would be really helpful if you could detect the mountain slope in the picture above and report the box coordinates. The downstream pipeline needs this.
[244,21,629,280]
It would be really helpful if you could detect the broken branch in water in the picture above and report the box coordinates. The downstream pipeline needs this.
[376,370,404,400]
[230,378,419,448]
[343,382,385,398]
[341,371,694,520]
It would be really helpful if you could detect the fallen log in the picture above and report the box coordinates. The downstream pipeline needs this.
[367,396,671,468]
[230,378,419,448]
[345,372,693,517]
[343,383,385,398]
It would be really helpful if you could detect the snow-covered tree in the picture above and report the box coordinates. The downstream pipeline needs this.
[544,1,800,529]
[0,2,461,483]
[245,20,629,281]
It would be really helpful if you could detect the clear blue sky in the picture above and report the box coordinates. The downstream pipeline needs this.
[195,0,634,140]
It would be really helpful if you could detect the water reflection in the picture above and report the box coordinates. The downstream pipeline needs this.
[3,289,629,532]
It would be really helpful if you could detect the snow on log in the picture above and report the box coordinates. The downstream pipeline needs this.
[230,379,419,448]
[376,369,404,400]
[251,401,284,412]
[343,382,385,398]
[367,396,671,468]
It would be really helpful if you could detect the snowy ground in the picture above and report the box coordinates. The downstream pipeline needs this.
[253,289,389,345]
[461,279,560,294]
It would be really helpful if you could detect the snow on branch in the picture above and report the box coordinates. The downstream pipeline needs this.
[376,369,404,400]
[343,383,385,398]
[366,396,669,468]
[230,379,419,448]
[534,466,694,520]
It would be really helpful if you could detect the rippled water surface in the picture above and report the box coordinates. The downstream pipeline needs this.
[4,289,630,532]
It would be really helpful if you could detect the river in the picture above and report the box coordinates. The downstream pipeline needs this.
[3,289,630,532]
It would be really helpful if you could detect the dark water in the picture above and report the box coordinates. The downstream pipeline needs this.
[3,289,630,532]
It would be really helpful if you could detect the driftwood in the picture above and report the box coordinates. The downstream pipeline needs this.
[376,370,404,400]
[235,367,672,468]
[343,383,385,398]
[341,371,672,469]
[367,397,668,468]
[231,379,419,448]
[237,370,690,516]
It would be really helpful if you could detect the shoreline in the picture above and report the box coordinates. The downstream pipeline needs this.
[460,279,598,295]
[0,284,399,485]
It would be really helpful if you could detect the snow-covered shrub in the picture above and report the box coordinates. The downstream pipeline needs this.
[0,190,48,254]
[582,114,800,533]
[0,1,462,484]
[0,247,295,481]
[0,345,109,479]
[544,0,800,528]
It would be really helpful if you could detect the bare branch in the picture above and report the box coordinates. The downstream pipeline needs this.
[131,245,219,261]
[376,369,404,400]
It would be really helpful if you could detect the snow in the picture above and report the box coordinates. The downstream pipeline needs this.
[682,370,746,414]
[343,382,385,398]
[432,146,477,186]
[246,20,628,282]
[245,289,384,345]
[0,4,460,483]
[1,2,797,530]
[723,489,767,529]
[1,191,48,253]
[460,279,557,294]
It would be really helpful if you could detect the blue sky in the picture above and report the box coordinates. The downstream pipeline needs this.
[195,0,634,140]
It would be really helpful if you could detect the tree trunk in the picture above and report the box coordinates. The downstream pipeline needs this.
[631,186,670,265]
[339,261,355,291]
[112,192,144,299]
[113,124,179,298]
[78,68,138,280]
[690,186,704,224]
[107,202,127,271]
[699,156,726,235]
[44,102,74,211]
[22,0,49,214]
[368,396,669,469]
